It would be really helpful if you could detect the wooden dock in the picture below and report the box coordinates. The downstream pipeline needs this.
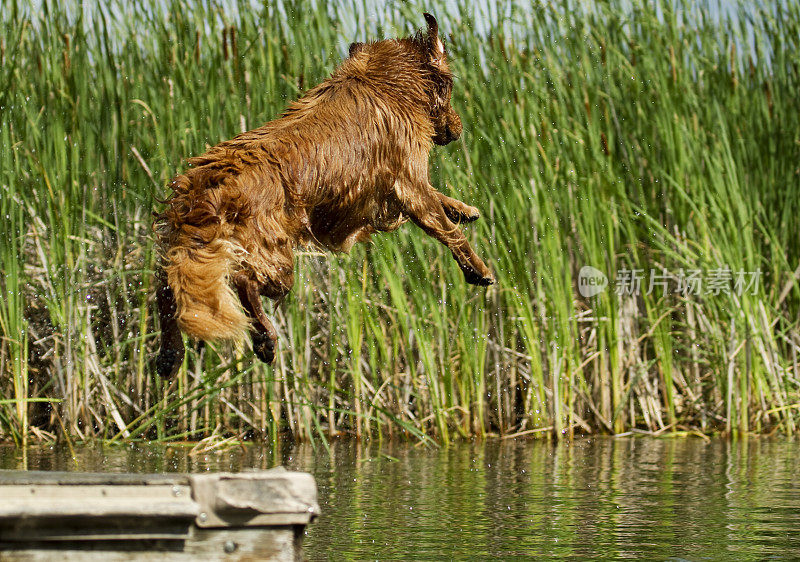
[0,467,319,561]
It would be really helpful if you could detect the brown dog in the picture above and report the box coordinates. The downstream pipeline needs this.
[154,14,494,378]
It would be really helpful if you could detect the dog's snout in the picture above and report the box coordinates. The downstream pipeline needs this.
[446,109,462,142]
[445,124,460,143]
[433,109,462,145]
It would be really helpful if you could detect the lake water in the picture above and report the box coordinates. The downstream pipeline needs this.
[2,437,799,560]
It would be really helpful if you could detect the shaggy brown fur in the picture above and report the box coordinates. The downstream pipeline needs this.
[155,14,494,378]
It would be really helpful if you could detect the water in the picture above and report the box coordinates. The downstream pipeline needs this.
[2,437,799,560]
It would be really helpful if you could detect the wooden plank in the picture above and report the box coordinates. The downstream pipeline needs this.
[191,470,320,528]
[0,526,301,561]
[0,468,318,561]
[0,471,188,486]
[0,484,197,519]
[0,518,194,542]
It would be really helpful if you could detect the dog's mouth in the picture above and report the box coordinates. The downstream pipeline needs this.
[432,125,460,146]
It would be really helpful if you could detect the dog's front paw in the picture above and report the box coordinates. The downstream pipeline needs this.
[445,205,481,224]
[462,265,496,286]
[252,332,276,364]
[459,207,481,223]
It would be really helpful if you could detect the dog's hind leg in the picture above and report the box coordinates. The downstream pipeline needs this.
[155,268,185,378]
[235,275,278,364]
[235,265,296,365]
[235,231,296,363]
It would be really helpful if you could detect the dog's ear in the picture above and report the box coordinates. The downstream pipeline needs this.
[423,13,438,36]
[348,42,365,58]
[423,13,445,61]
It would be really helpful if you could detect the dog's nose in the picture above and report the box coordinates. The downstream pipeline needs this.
[445,124,461,143]
[433,125,460,146]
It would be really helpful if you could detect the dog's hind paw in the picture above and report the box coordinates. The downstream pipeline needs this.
[252,332,276,364]
[156,347,185,378]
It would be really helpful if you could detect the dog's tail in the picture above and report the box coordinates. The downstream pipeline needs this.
[157,174,250,343]
[163,241,249,342]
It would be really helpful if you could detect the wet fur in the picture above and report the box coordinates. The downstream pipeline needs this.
[155,14,494,378]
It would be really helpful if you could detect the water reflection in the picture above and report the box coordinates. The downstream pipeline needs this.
[2,438,799,559]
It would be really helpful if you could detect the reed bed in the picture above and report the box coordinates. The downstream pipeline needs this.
[1,0,799,444]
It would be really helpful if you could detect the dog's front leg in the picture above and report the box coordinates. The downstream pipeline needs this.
[399,182,495,286]
[155,268,185,378]
[436,191,481,224]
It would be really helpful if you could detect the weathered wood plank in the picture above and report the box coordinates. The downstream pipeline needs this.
[0,471,188,486]
[191,470,319,527]
[0,527,303,561]
[0,468,319,561]
[0,484,197,519]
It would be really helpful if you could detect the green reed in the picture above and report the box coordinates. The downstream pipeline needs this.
[1,0,799,443]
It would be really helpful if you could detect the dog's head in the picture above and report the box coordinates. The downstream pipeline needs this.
[347,13,462,146]
[414,13,462,146]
